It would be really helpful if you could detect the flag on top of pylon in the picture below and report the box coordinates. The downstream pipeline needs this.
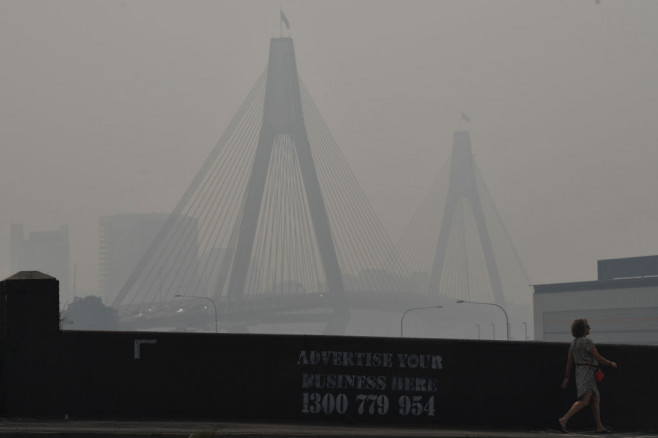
[281,10,290,29]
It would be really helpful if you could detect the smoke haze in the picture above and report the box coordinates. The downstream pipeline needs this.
[1,0,657,301]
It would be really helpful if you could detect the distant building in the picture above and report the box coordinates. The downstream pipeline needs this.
[99,213,169,304]
[10,224,71,304]
[533,255,658,345]
[99,213,200,305]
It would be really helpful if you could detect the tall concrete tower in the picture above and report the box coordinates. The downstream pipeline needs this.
[227,38,344,303]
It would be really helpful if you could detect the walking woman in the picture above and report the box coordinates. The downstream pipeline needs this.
[559,318,618,433]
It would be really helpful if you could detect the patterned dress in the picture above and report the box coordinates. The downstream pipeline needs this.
[570,336,599,398]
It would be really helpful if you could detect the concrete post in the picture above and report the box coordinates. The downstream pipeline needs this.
[0,271,60,415]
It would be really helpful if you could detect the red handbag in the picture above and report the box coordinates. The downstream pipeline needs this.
[594,368,605,382]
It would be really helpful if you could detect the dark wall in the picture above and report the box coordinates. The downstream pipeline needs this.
[2,274,657,431]
[54,332,657,430]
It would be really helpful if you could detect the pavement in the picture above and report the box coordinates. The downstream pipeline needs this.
[0,419,657,438]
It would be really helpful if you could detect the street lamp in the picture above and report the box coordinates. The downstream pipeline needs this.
[400,306,443,338]
[175,294,218,333]
[456,300,510,341]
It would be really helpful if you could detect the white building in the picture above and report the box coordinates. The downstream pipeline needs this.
[533,255,658,345]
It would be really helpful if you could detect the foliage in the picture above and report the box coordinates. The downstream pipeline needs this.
[62,295,119,330]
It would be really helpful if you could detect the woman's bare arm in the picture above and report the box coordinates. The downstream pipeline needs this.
[589,346,618,368]
[561,351,574,389]
[565,351,574,375]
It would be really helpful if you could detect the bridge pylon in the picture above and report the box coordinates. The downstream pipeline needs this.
[227,38,344,301]
[113,36,411,336]
[428,131,504,305]
[398,131,532,339]
[225,37,347,333]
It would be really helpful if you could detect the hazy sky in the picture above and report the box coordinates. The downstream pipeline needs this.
[1,0,657,294]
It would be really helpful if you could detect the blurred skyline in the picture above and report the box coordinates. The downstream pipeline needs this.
[2,0,658,294]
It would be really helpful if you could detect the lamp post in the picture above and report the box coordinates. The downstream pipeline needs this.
[456,300,510,341]
[175,294,218,333]
[400,305,443,338]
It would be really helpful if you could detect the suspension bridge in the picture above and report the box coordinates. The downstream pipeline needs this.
[114,36,531,337]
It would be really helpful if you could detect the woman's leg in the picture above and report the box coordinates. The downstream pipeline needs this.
[591,393,606,432]
[559,390,593,430]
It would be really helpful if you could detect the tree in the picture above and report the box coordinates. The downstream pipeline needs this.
[63,296,119,330]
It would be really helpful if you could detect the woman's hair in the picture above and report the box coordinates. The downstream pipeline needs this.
[571,318,588,338]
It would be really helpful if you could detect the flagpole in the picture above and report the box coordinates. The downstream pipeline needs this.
[279,10,290,37]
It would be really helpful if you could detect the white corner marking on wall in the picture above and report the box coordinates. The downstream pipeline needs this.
[134,339,158,359]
